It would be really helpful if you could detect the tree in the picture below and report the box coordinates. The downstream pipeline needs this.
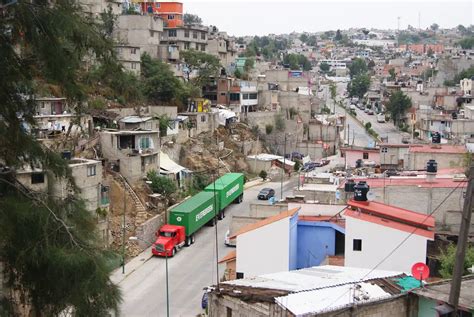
[180,50,221,87]
[234,68,242,79]
[386,91,412,126]
[283,54,312,71]
[329,83,337,101]
[147,170,177,197]
[0,0,123,314]
[294,160,301,172]
[300,33,309,43]
[183,13,202,25]
[362,29,370,36]
[275,114,286,131]
[265,124,273,134]
[320,62,330,72]
[348,74,371,99]
[141,53,184,103]
[335,29,343,41]
[259,170,267,180]
[388,68,397,81]
[458,37,474,49]
[439,244,474,278]
[244,58,255,72]
[430,23,439,31]
[349,58,368,78]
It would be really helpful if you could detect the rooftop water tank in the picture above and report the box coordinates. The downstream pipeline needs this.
[345,179,356,192]
[354,181,370,202]
[426,159,437,173]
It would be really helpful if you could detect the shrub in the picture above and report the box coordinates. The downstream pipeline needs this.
[259,170,267,180]
[365,122,372,130]
[147,170,176,196]
[275,114,286,131]
[265,124,273,135]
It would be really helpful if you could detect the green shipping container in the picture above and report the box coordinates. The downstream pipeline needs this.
[204,173,244,211]
[168,191,217,236]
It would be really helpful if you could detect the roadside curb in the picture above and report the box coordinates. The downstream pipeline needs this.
[111,246,154,285]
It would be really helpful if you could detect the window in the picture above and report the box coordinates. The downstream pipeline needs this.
[236,272,244,279]
[201,115,206,122]
[201,32,206,40]
[131,63,137,70]
[226,307,232,317]
[184,29,189,37]
[168,29,177,37]
[242,93,249,100]
[220,92,226,96]
[150,31,154,37]
[184,42,190,50]
[87,165,96,177]
[167,14,175,20]
[353,239,362,251]
[200,44,205,51]
[131,48,137,54]
[230,93,240,101]
[41,102,45,108]
[249,93,258,99]
[363,152,369,159]
[140,137,151,149]
[381,147,388,153]
[193,31,197,39]
[31,173,45,184]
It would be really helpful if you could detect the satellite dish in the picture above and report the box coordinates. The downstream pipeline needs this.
[411,262,430,281]
[367,191,376,201]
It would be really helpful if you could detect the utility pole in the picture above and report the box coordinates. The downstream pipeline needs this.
[122,177,126,274]
[281,133,287,201]
[449,164,474,316]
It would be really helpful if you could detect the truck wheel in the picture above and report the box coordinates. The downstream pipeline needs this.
[185,236,191,247]
[217,211,223,220]
[191,235,195,244]
[171,248,176,257]
[238,194,243,203]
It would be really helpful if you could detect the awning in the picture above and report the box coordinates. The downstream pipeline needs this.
[160,152,186,175]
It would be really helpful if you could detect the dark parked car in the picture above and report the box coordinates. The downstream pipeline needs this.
[258,188,275,200]
[285,151,304,160]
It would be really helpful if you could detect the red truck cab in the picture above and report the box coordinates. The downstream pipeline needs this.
[152,224,186,257]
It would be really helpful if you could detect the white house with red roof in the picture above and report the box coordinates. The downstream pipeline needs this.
[344,199,435,273]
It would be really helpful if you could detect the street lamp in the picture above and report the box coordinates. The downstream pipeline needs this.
[129,236,169,317]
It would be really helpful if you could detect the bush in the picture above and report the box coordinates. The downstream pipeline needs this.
[147,170,177,196]
[294,160,301,171]
[439,244,474,278]
[275,114,286,132]
[265,124,273,135]
[365,122,372,130]
[259,170,267,180]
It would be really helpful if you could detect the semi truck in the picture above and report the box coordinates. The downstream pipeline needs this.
[152,173,244,257]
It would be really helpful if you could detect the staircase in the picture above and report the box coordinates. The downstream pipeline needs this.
[113,172,149,226]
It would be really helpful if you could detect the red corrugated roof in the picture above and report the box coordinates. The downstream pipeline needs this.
[347,199,435,229]
[408,145,467,154]
[298,215,346,228]
[339,177,467,189]
[345,208,434,239]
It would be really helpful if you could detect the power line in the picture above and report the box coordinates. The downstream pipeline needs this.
[320,179,466,313]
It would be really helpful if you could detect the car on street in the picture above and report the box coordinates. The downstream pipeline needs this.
[377,114,385,123]
[364,108,370,113]
[368,109,374,115]
[258,188,275,200]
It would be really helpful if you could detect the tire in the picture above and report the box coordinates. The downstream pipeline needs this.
[191,235,195,244]
[217,211,223,220]
[185,236,191,247]
[238,194,243,203]
[171,248,176,257]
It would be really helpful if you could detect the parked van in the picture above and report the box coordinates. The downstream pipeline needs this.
[377,113,385,123]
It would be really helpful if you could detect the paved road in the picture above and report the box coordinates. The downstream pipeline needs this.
[319,83,374,147]
[117,179,296,317]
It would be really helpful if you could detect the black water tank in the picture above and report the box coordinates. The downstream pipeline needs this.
[356,159,363,168]
[345,179,356,192]
[426,160,438,173]
[61,151,72,160]
[431,132,441,144]
[354,181,370,201]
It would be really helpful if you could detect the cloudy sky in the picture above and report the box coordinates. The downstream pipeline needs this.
[183,0,473,36]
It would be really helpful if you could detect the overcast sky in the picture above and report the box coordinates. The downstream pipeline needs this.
[183,0,473,36]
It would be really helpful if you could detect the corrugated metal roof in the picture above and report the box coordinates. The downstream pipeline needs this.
[120,116,152,123]
[275,281,392,316]
[225,265,403,292]
[246,154,283,161]
[160,152,186,174]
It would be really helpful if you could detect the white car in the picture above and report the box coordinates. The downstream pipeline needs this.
[377,114,386,123]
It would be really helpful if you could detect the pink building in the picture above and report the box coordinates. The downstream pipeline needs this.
[341,147,380,168]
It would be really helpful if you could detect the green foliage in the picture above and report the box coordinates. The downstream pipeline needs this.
[141,53,185,103]
[349,58,368,78]
[289,107,298,120]
[458,37,474,49]
[430,23,439,31]
[365,122,372,130]
[329,83,337,100]
[275,114,286,131]
[191,173,210,193]
[180,50,221,87]
[0,192,122,315]
[439,244,474,278]
[283,54,312,71]
[294,160,301,171]
[319,62,330,72]
[234,68,242,78]
[321,106,331,114]
[386,91,412,126]
[153,115,174,137]
[335,29,342,41]
[453,66,474,83]
[348,74,371,99]
[99,6,117,38]
[244,58,255,72]
[259,170,268,180]
[183,13,202,25]
[265,124,274,135]
[388,68,396,81]
[251,125,260,135]
[247,36,289,60]
[147,170,177,197]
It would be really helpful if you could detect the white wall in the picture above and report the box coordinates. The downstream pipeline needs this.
[344,216,429,273]
[236,217,290,277]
